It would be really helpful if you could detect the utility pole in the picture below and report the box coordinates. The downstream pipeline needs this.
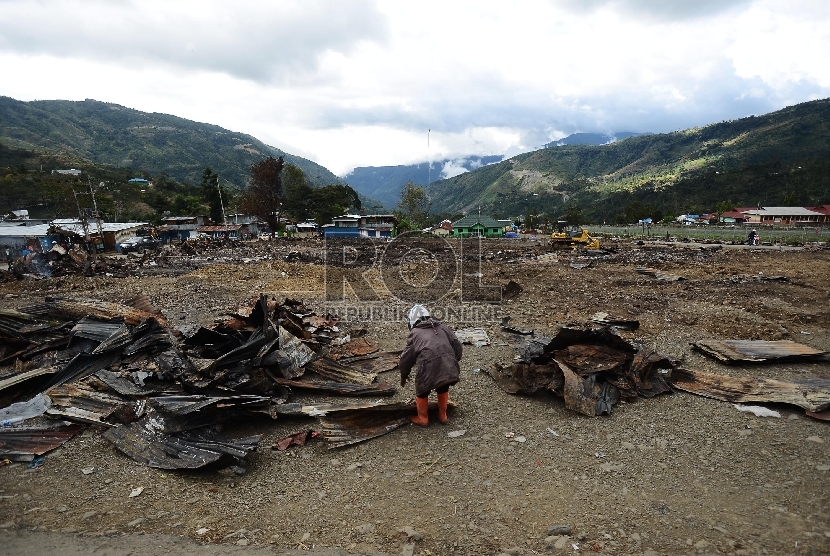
[217,174,226,223]
[427,129,430,186]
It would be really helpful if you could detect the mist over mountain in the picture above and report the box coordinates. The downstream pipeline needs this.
[425,98,830,223]
[343,155,503,210]
[546,132,646,147]
[2,94,827,225]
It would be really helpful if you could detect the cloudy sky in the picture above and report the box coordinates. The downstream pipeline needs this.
[1,0,828,177]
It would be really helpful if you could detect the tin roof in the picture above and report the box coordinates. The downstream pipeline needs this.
[743,207,824,216]
[452,214,503,228]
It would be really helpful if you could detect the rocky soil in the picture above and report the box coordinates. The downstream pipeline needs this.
[1,238,829,556]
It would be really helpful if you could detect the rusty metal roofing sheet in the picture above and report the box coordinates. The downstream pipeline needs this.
[30,297,168,327]
[316,401,423,448]
[336,351,401,374]
[0,423,83,459]
[272,378,396,396]
[305,357,377,385]
[670,368,830,412]
[45,382,131,425]
[693,339,828,363]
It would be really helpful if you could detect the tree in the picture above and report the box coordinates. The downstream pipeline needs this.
[200,167,224,224]
[561,203,585,225]
[282,164,315,223]
[714,200,734,223]
[240,156,286,235]
[310,184,361,225]
[395,181,430,230]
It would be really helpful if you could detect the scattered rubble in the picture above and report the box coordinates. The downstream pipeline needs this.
[486,322,676,416]
[0,293,419,468]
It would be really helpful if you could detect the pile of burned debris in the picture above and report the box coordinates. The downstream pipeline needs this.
[488,322,676,416]
[0,295,409,472]
[489,318,830,419]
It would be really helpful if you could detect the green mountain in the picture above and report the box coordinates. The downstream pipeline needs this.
[427,98,830,223]
[0,96,343,189]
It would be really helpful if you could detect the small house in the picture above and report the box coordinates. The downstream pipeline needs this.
[451,215,503,238]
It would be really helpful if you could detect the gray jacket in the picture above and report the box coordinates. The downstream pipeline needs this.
[399,317,462,397]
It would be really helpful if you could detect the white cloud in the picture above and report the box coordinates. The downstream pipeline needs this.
[0,0,828,176]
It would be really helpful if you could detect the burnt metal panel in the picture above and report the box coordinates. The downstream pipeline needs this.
[0,423,83,459]
[670,368,830,412]
[94,370,182,397]
[305,357,377,385]
[41,350,121,392]
[316,402,421,448]
[487,323,674,415]
[590,312,640,330]
[70,316,128,344]
[272,378,396,396]
[31,297,168,326]
[693,339,828,364]
[45,382,132,424]
[0,366,58,393]
[149,394,272,415]
[336,351,401,374]
[102,420,259,471]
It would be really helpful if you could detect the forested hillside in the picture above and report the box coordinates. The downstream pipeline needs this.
[427,98,830,223]
[0,97,343,189]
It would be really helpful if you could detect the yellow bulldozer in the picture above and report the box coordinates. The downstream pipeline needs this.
[549,221,600,250]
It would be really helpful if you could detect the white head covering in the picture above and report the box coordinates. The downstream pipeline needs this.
[407,304,430,329]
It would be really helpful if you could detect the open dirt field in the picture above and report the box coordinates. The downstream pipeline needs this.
[1,237,829,556]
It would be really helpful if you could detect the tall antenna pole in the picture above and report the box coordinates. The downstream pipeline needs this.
[427,129,430,186]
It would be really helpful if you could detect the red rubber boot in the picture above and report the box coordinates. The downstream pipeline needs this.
[411,396,429,426]
[437,391,449,423]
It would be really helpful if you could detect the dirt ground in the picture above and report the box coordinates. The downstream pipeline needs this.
[1,237,829,556]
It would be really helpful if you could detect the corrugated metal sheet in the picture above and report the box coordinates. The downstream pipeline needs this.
[0,366,58,393]
[485,323,674,416]
[670,368,830,412]
[0,423,83,459]
[70,317,128,343]
[693,339,828,363]
[272,378,396,396]
[305,357,377,385]
[103,420,259,471]
[336,351,401,374]
[316,401,450,448]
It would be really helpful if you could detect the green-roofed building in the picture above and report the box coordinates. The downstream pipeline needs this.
[451,214,504,238]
